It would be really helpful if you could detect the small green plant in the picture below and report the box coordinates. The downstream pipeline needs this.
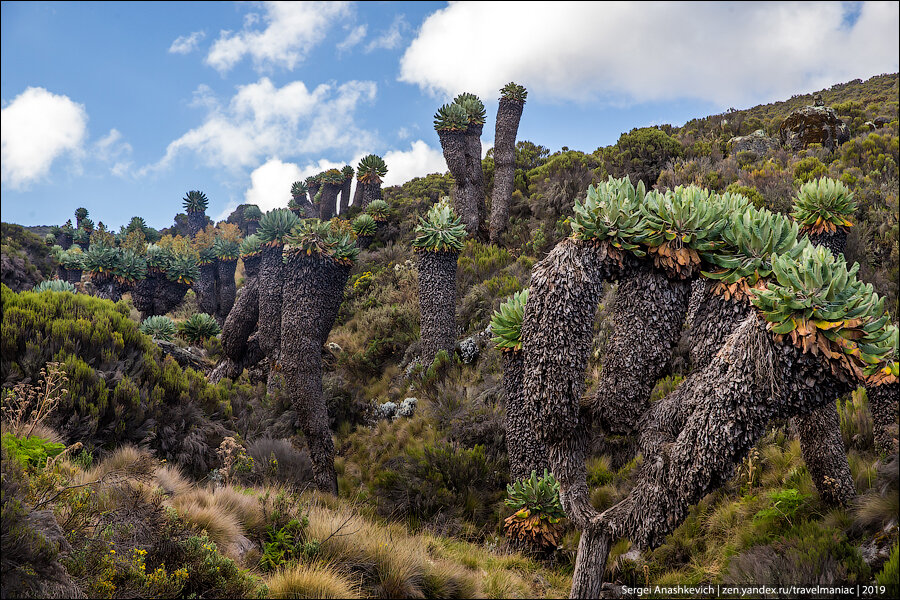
[876,543,899,589]
[243,205,262,222]
[491,290,528,352]
[753,488,809,529]
[356,154,388,184]
[352,214,377,236]
[500,82,527,103]
[32,280,76,293]
[433,103,469,132]
[365,199,390,222]
[504,470,567,548]
[257,209,300,246]
[412,198,467,253]
[791,177,857,234]
[140,315,177,341]
[1,433,66,469]
[259,518,307,572]
[453,92,486,125]
[178,313,220,343]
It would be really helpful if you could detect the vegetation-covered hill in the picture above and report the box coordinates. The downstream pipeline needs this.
[2,74,898,599]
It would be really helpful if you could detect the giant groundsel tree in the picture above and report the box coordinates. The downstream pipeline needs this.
[490,83,527,244]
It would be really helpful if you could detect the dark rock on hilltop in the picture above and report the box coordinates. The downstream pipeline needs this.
[780,104,850,152]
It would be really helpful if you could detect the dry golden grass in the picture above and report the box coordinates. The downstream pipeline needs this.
[265,563,360,599]
[154,463,193,497]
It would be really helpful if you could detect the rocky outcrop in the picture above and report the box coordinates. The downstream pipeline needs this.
[727,129,780,156]
[779,105,850,152]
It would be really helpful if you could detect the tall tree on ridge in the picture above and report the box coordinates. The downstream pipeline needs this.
[339,165,354,214]
[183,190,209,238]
[490,83,527,245]
[455,92,487,240]
[434,102,472,235]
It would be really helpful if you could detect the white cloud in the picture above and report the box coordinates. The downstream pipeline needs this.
[337,24,367,54]
[94,128,134,177]
[1,87,88,189]
[399,1,900,107]
[381,140,448,186]
[207,1,351,73]
[365,15,407,53]
[169,30,206,54]
[146,77,377,174]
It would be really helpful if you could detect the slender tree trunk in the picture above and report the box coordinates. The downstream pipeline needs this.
[416,250,458,365]
[794,228,855,507]
[222,276,259,363]
[796,401,856,506]
[319,183,341,221]
[869,382,899,456]
[464,122,486,240]
[352,182,362,209]
[590,261,691,435]
[339,179,352,215]
[503,350,549,482]
[438,129,473,236]
[258,245,284,394]
[195,263,218,316]
[216,259,237,325]
[308,182,321,216]
[281,253,351,494]
[188,212,206,238]
[490,99,524,245]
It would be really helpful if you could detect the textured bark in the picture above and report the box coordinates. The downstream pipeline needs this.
[319,183,341,221]
[246,222,258,236]
[490,99,524,245]
[794,229,854,507]
[308,182,321,214]
[91,275,126,302]
[56,265,68,281]
[154,278,189,316]
[66,268,82,286]
[416,250,458,365]
[257,245,284,361]
[187,212,206,238]
[356,235,373,250]
[281,253,351,494]
[131,273,159,317]
[591,261,691,435]
[216,259,238,325]
[195,263,218,316]
[243,255,261,280]
[352,183,362,209]
[464,122,486,240]
[807,229,848,256]
[687,282,752,371]
[59,233,73,250]
[222,278,259,362]
[357,182,382,210]
[869,382,899,456]
[339,179,352,215]
[503,350,549,482]
[437,129,473,235]
[796,402,856,506]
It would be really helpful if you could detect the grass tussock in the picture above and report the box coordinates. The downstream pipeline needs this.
[265,563,360,599]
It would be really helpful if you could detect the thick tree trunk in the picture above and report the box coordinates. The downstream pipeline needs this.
[352,182,362,209]
[358,182,382,209]
[490,99,524,245]
[216,259,237,325]
[91,275,126,302]
[356,235,372,250]
[416,250,458,365]
[187,212,206,238]
[308,182,321,215]
[59,233,73,250]
[591,261,691,435]
[247,222,258,236]
[195,263,218,316]
[464,122,486,240]
[66,268,82,286]
[131,273,159,317]
[869,382,899,456]
[281,254,351,494]
[796,402,856,506]
[503,350,549,482]
[319,183,341,221]
[807,229,848,256]
[687,282,752,371]
[154,278,189,316]
[57,265,68,282]
[339,179,352,215]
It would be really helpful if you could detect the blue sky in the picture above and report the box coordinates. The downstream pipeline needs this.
[2,1,898,230]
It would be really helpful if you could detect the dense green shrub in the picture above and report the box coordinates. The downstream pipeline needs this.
[1,285,230,474]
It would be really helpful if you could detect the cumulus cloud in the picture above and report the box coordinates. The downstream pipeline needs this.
[337,24,367,54]
[146,77,377,174]
[94,129,134,177]
[207,1,351,73]
[169,31,206,54]
[1,87,88,189]
[365,15,408,53]
[381,140,448,186]
[399,1,900,107]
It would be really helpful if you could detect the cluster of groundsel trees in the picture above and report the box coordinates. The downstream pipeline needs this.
[287,156,387,222]
[490,175,897,598]
[433,83,527,243]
